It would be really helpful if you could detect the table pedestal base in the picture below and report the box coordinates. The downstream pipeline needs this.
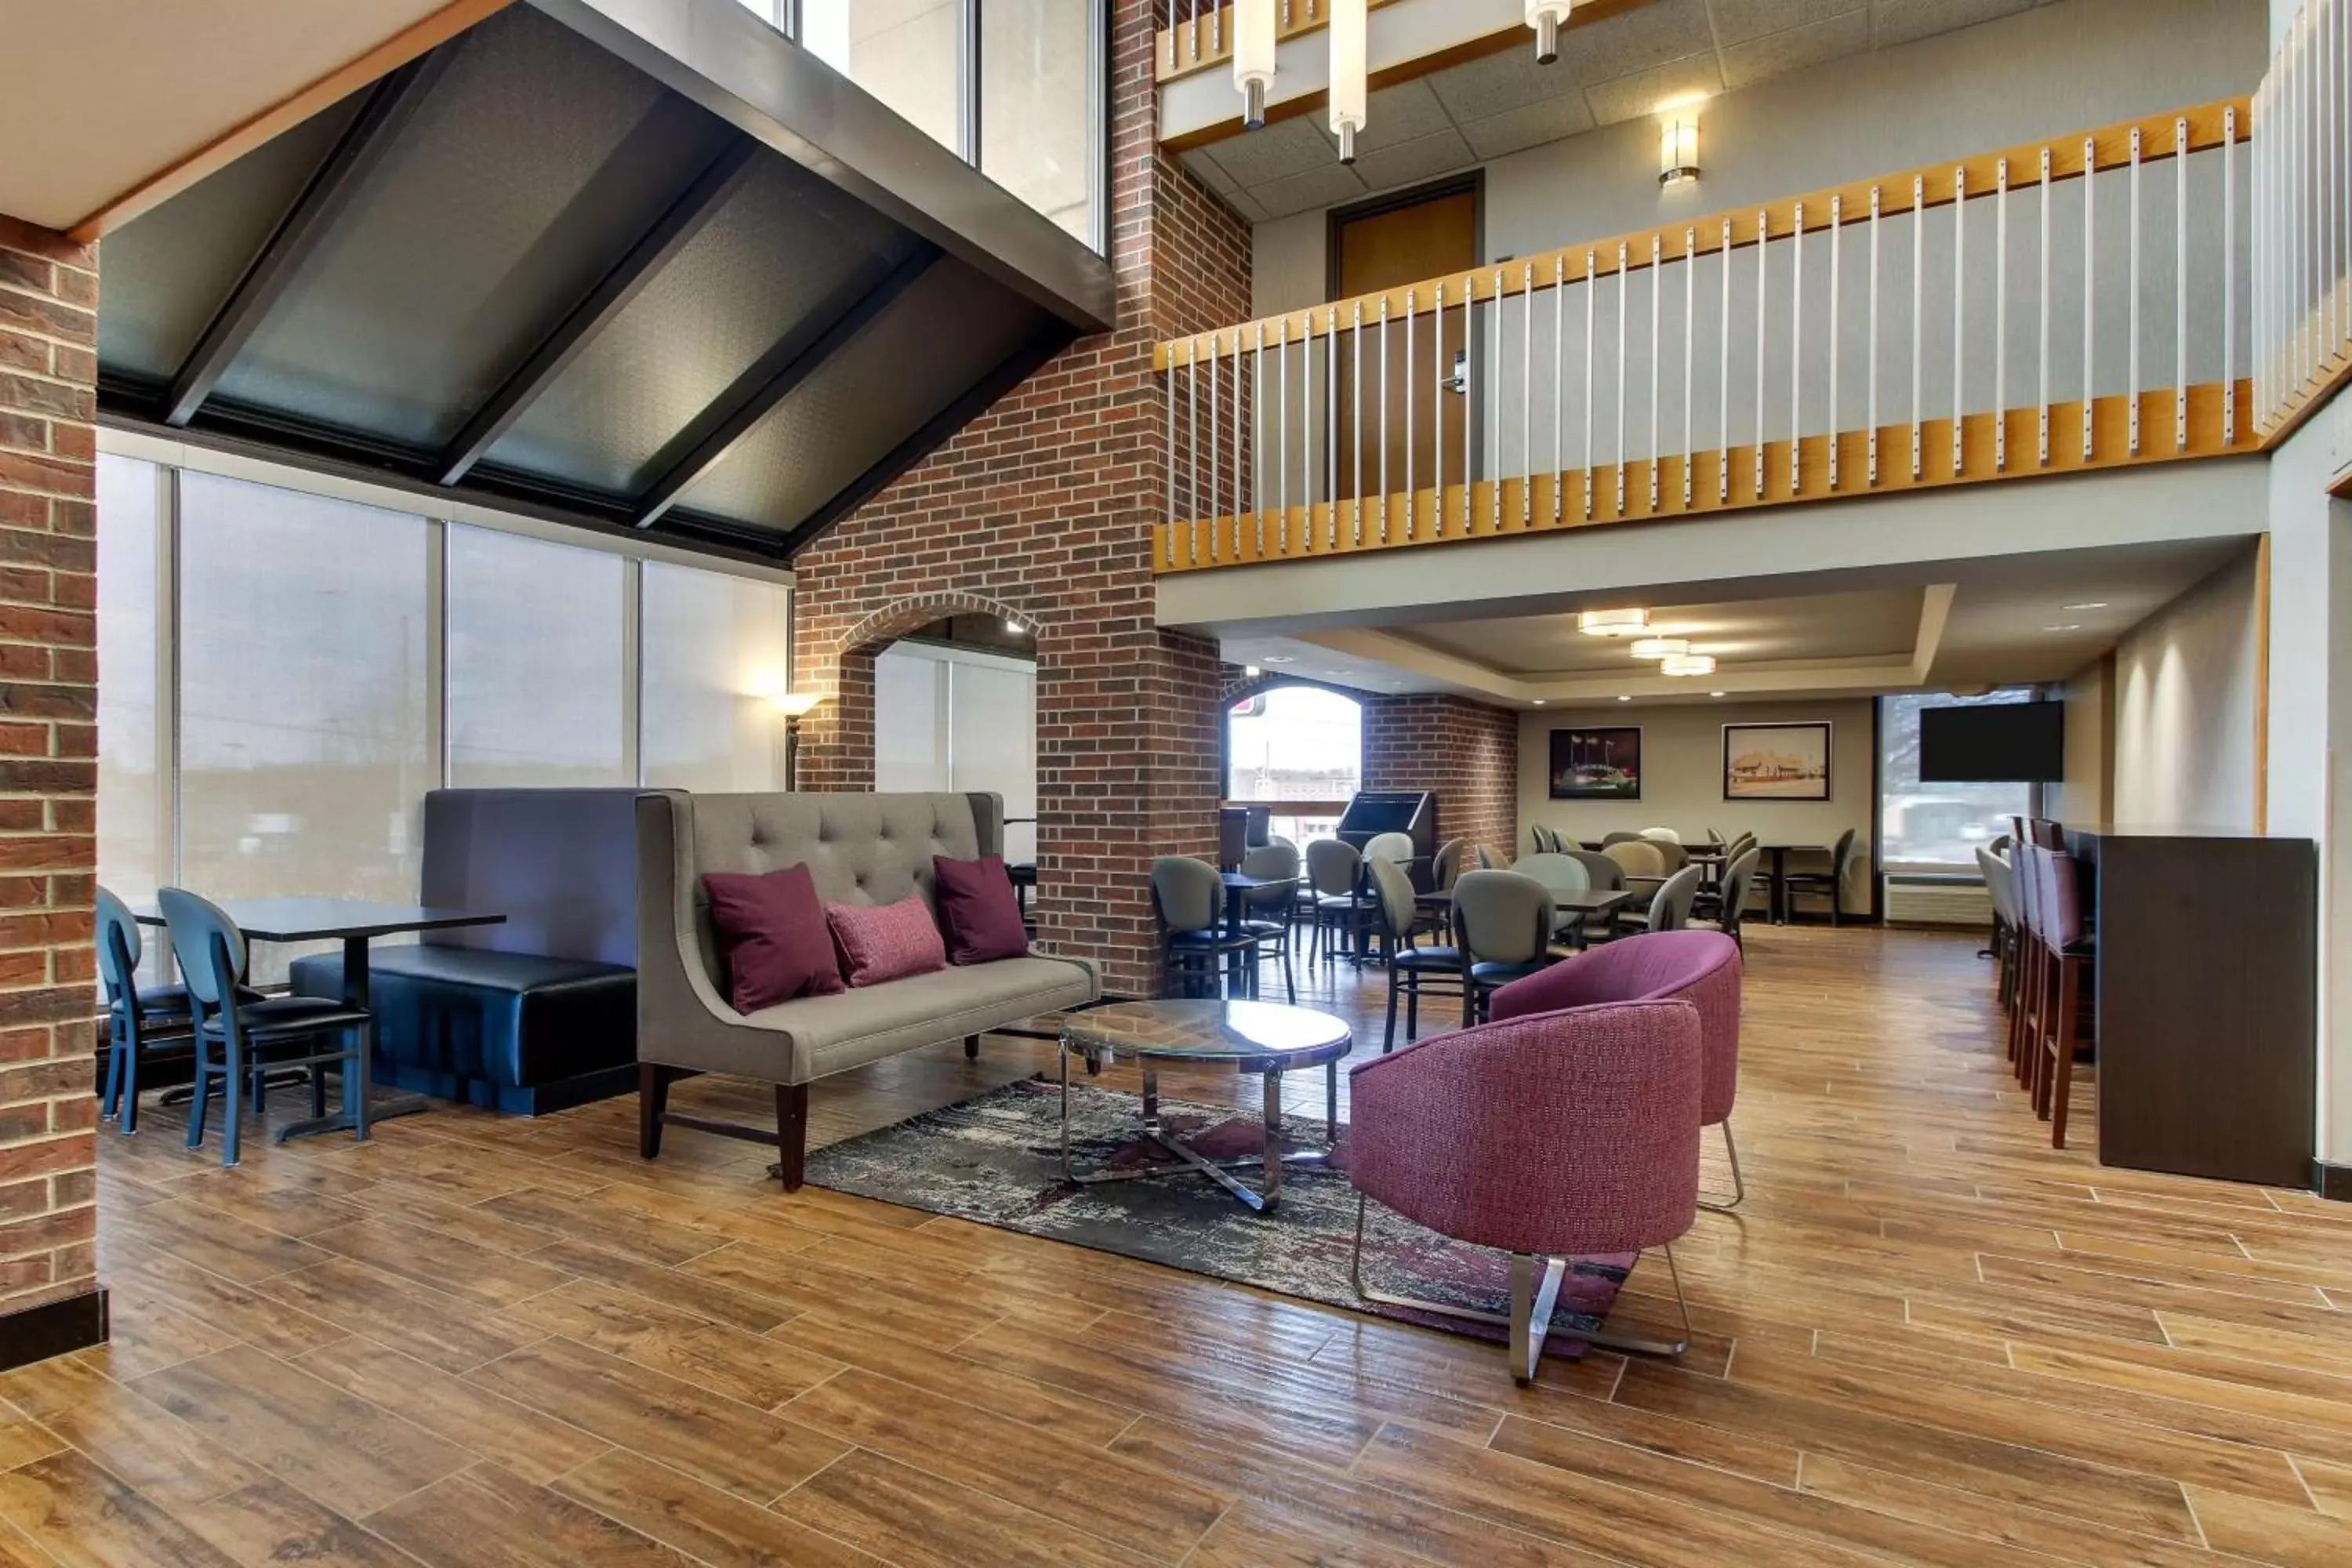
[1058,1054,1338,1213]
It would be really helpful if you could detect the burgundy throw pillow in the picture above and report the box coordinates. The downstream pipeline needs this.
[702,864,844,1013]
[828,895,948,988]
[932,854,1029,965]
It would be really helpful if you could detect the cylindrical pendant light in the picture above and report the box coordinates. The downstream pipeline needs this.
[1525,1,1573,66]
[1661,653,1718,677]
[1629,637,1690,661]
[1233,0,1278,130]
[1577,608,1650,637]
[1329,0,1367,165]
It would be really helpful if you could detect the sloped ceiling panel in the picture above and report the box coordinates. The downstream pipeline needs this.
[93,0,1112,562]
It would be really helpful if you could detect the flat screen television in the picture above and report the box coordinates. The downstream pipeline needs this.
[1918,700,2064,783]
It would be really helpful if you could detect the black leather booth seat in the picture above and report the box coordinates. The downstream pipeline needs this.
[289,946,635,1116]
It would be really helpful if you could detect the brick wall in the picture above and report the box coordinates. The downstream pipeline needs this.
[789,0,1247,998]
[1365,695,1520,858]
[0,215,101,1352]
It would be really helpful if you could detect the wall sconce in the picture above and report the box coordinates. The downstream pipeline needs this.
[1329,0,1367,165]
[1525,2,1573,65]
[771,690,823,789]
[1659,114,1701,187]
[1233,0,1278,129]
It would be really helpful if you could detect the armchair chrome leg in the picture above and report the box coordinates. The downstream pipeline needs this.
[1697,1120,1747,1213]
[1348,1195,1690,1377]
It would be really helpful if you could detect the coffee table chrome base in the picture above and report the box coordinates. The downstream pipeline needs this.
[1059,1049,1338,1213]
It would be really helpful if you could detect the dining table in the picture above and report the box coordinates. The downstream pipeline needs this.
[1754,843,1830,923]
[1218,870,1296,995]
[133,897,504,1142]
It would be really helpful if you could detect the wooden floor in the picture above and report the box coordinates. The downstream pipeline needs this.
[10,924,2352,1566]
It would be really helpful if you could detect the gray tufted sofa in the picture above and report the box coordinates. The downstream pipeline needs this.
[634,789,1098,1188]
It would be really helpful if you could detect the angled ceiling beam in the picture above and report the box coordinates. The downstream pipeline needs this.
[775,326,1071,560]
[632,244,942,531]
[437,137,759,485]
[164,48,457,427]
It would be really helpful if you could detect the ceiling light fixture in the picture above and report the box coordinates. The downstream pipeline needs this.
[1617,695,1633,702]
[1232,0,1277,129]
[1243,664,1261,677]
[1629,636,1690,660]
[1004,618,1025,636]
[1524,0,1573,64]
[1709,690,1727,698]
[1534,699,1547,706]
[1329,0,1367,164]
[1577,608,1650,637]
[1659,113,1701,186]
[1261,653,1296,664]
[2062,601,2109,611]
[1661,652,1717,677]
[2043,623,2083,633]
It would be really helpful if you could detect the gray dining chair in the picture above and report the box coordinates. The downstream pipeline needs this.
[1239,841,1301,1003]
[1367,857,1461,1052]
[1512,851,1593,946]
[97,887,194,1136]
[1696,846,1762,949]
[1784,828,1861,924]
[1642,863,1705,934]
[1152,855,1257,998]
[1306,837,1374,966]
[1449,869,1557,1025]
[1363,831,1414,864]
[1600,830,1646,848]
[158,887,376,1167]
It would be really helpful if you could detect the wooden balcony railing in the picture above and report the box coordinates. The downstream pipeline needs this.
[1152,98,2260,575]
[2255,0,2352,445]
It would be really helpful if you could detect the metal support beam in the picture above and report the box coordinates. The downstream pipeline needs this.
[165,49,457,427]
[775,325,1071,557]
[632,245,943,530]
[436,138,759,485]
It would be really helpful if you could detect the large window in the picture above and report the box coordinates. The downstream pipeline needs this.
[447,527,628,788]
[641,561,793,792]
[94,450,796,974]
[747,0,1105,249]
[1880,688,2039,871]
[873,641,1037,864]
[1226,684,1363,844]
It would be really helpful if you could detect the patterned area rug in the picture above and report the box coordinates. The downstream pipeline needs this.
[803,1076,1635,1358]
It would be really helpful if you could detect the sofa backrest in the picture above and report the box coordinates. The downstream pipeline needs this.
[420,789,640,967]
[646,789,1003,995]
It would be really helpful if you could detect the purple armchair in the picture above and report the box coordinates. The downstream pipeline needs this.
[1490,929,1745,1212]
[1348,997,1704,1382]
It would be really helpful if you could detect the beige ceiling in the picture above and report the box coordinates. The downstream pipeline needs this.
[1393,587,1927,675]
[1217,538,2251,705]
[0,0,463,232]
[1183,0,2068,220]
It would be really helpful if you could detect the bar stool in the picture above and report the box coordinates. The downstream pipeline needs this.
[2027,847,2094,1148]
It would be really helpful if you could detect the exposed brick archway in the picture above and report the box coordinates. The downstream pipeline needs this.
[796,590,1036,797]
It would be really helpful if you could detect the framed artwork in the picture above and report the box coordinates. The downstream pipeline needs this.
[1548,727,1642,800]
[1723,722,1832,801]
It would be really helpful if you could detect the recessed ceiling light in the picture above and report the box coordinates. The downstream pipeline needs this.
[1243,664,1261,677]
[2043,623,2083,633]
[1617,695,1633,702]
[1629,637,1691,661]
[1261,654,1295,664]
[1004,619,1025,636]
[1709,691,1726,698]
[2062,601,2108,611]
[1533,699,1547,706]
[1577,608,1650,637]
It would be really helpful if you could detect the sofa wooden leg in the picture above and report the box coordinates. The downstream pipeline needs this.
[638,1063,672,1160]
[775,1083,808,1192]
[964,1034,981,1059]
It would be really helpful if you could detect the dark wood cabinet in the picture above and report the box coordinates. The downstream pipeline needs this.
[2064,826,2317,1189]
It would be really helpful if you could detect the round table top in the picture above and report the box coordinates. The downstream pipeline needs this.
[1060,1000,1352,1069]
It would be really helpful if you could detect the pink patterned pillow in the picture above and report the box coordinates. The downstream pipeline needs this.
[826,895,947,988]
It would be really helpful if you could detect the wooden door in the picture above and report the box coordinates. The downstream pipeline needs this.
[1332,186,1477,504]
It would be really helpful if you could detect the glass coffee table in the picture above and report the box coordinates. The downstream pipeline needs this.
[1058,999,1352,1212]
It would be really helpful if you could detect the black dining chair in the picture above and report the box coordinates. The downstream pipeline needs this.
[1783,828,1861,925]
[158,887,379,1167]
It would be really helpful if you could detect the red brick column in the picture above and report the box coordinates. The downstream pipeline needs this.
[1365,695,1521,857]
[790,0,1248,997]
[0,215,103,1365]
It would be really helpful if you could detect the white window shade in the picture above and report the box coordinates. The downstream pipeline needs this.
[447,526,627,788]
[641,561,791,792]
[874,642,1037,865]
[96,456,163,916]
[176,473,434,981]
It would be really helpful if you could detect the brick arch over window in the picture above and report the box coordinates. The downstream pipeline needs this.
[794,592,1037,797]
[1218,675,1368,797]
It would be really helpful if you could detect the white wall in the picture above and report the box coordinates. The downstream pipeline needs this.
[1517,697,1877,913]
[2111,547,2263,829]
[2050,655,2114,826]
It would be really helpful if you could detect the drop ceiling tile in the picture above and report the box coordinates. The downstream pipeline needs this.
[1564,0,1719,82]
[1351,129,1475,194]
[1182,147,1269,221]
[1356,78,1459,155]
[1250,160,1371,219]
[1206,111,1339,188]
[1706,0,1866,47]
[1426,43,1592,123]
[1458,93,1600,161]
[1721,10,1872,89]
[1869,0,2034,49]
[1583,53,1727,127]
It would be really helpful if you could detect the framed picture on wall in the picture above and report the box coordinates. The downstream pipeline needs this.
[1723,723,1831,801]
[1548,727,1642,800]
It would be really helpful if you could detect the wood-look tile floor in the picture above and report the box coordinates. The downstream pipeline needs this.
[13,924,2352,1565]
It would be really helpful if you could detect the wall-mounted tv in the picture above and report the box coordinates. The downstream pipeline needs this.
[1918,700,2065,783]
